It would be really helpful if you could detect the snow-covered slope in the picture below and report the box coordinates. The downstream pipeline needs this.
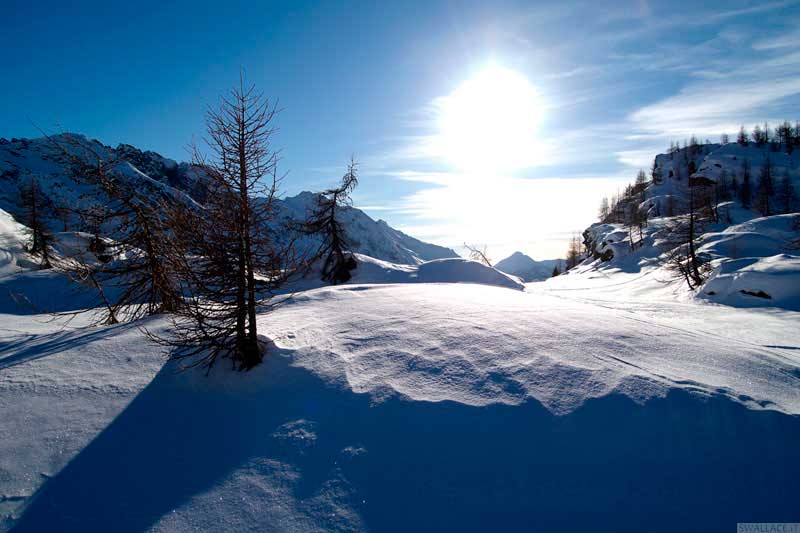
[277,192,457,264]
[494,251,559,281]
[575,141,800,310]
[0,135,457,265]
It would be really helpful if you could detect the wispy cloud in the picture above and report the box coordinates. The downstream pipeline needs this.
[629,37,800,139]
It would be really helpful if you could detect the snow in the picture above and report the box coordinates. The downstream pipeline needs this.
[296,253,526,291]
[2,137,800,530]
[3,278,800,531]
[575,212,800,311]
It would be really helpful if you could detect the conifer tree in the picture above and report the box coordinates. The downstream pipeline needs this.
[739,158,752,209]
[18,177,55,269]
[162,77,297,371]
[304,158,360,283]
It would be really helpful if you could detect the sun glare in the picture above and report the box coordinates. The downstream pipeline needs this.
[436,65,544,172]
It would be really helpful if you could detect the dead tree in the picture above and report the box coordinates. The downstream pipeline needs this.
[303,158,359,283]
[161,77,296,372]
[18,177,55,269]
[464,243,492,266]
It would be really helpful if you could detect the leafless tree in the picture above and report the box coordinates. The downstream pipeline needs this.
[755,155,774,216]
[44,134,182,324]
[663,181,712,290]
[464,243,492,266]
[565,234,582,270]
[18,176,55,269]
[303,157,359,283]
[158,76,298,372]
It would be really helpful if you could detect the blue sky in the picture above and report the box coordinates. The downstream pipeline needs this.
[2,0,799,259]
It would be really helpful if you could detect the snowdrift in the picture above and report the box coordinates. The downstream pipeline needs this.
[697,215,800,309]
[5,283,800,532]
[347,254,525,290]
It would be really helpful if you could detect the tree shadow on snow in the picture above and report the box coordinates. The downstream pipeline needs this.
[0,270,101,315]
[11,353,800,532]
[0,322,141,370]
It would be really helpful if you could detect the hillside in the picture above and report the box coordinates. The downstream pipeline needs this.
[571,138,800,310]
[0,134,457,265]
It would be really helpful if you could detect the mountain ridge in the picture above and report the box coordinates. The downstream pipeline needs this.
[0,134,458,265]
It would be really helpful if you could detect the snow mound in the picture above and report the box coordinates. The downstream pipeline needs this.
[4,280,800,531]
[0,209,38,276]
[347,254,525,290]
[702,254,800,310]
[270,283,800,415]
[697,214,800,309]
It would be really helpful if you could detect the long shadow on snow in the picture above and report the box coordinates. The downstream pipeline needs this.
[0,322,140,370]
[0,270,102,315]
[11,353,800,532]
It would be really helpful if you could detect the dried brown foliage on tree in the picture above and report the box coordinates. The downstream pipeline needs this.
[156,76,300,372]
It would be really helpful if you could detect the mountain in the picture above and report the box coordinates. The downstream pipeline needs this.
[0,134,457,265]
[494,251,559,281]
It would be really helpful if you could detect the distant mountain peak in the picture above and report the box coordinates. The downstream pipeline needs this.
[495,251,559,282]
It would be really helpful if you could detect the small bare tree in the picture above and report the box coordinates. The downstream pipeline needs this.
[45,134,182,324]
[464,243,491,266]
[303,158,359,284]
[565,234,583,270]
[663,182,712,290]
[18,176,55,269]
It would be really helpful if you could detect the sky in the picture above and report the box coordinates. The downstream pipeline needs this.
[2,0,800,260]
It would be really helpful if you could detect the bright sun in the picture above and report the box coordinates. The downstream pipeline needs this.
[436,65,544,172]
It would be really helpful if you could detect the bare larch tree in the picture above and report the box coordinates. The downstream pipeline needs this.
[46,134,182,324]
[464,243,492,266]
[162,77,295,372]
[18,176,55,269]
[304,158,359,284]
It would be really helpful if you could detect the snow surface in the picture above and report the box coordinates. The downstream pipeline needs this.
[2,138,800,530]
[576,212,800,311]
[3,279,800,531]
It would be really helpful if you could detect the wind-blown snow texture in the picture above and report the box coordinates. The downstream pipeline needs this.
[0,135,457,265]
[3,279,800,532]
